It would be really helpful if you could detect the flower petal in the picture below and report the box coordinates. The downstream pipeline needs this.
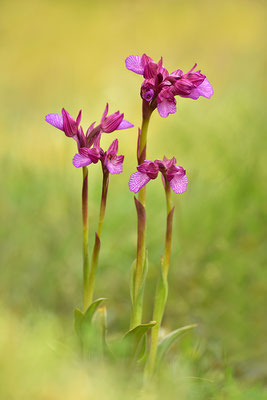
[157,99,177,118]
[170,69,183,77]
[101,103,109,124]
[195,78,213,98]
[76,110,82,125]
[76,127,87,148]
[72,148,93,168]
[170,173,189,194]
[107,139,118,156]
[116,119,134,130]
[86,122,96,138]
[45,114,64,130]
[125,55,144,75]
[101,112,124,133]
[106,155,124,174]
[93,134,101,151]
[137,161,159,179]
[72,148,100,168]
[184,78,213,99]
[129,172,150,193]
[62,108,78,137]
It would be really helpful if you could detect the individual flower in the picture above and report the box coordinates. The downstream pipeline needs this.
[129,156,188,194]
[45,108,82,138]
[72,145,100,168]
[128,160,159,193]
[101,139,124,174]
[86,103,134,146]
[73,136,124,175]
[100,103,133,133]
[125,54,213,118]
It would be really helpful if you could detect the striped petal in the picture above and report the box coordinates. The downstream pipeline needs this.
[125,55,144,75]
[170,173,189,194]
[185,78,214,100]
[106,155,124,175]
[117,119,134,130]
[129,172,150,193]
[157,99,177,118]
[45,114,63,130]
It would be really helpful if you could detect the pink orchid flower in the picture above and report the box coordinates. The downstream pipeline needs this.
[99,103,133,133]
[45,108,82,137]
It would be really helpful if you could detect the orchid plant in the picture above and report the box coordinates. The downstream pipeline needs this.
[46,104,133,311]
[125,54,213,376]
[45,53,213,378]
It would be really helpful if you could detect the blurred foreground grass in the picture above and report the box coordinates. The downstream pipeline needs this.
[0,307,266,400]
[0,0,266,398]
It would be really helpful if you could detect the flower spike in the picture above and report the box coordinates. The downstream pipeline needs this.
[125,53,213,118]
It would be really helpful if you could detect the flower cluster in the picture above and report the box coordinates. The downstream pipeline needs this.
[45,103,134,174]
[129,156,189,194]
[125,54,213,117]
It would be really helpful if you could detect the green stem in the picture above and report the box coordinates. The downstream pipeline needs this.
[87,170,109,305]
[82,167,90,312]
[130,103,152,328]
[146,180,174,377]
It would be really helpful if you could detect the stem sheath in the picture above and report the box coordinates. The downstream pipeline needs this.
[82,167,90,312]
[130,104,152,328]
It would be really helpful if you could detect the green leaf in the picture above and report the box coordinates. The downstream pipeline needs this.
[74,299,107,357]
[137,334,148,364]
[74,308,84,336]
[124,321,156,360]
[124,321,156,342]
[156,324,197,368]
[92,305,112,358]
[82,298,106,330]
[152,272,168,328]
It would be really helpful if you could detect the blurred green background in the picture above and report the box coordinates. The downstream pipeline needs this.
[0,0,266,398]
